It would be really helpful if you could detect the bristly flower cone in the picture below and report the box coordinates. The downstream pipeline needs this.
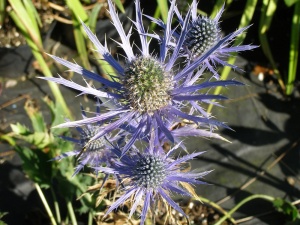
[184,17,218,58]
[123,57,173,114]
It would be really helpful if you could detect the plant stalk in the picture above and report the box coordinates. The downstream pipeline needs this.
[50,187,61,224]
[67,200,78,225]
[34,183,58,225]
[214,194,275,225]
[286,1,300,95]
[208,0,258,113]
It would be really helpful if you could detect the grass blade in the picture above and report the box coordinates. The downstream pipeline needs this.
[8,6,73,119]
[23,0,42,28]
[85,3,116,81]
[0,0,6,27]
[72,15,91,69]
[8,0,42,48]
[88,3,102,32]
[208,0,258,113]
[65,0,90,69]
[258,0,285,93]
[113,0,125,13]
[286,1,300,95]
[211,0,233,18]
[156,0,168,23]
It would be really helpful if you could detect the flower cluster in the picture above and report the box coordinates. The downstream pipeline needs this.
[42,0,256,224]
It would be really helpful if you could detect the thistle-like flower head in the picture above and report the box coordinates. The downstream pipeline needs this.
[122,56,173,114]
[40,0,244,156]
[148,0,258,79]
[96,133,210,225]
[184,13,220,58]
[51,105,117,175]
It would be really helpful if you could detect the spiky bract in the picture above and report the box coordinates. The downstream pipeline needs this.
[51,106,117,175]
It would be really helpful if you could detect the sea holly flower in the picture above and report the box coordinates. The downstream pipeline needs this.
[96,133,210,225]
[51,105,119,176]
[147,0,258,79]
[40,0,244,155]
[183,1,222,59]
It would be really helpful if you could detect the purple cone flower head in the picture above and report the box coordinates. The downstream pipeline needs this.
[96,132,210,225]
[147,0,258,79]
[40,0,244,156]
[51,105,118,176]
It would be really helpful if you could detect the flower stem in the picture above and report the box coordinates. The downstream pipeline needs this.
[88,211,93,225]
[34,183,57,225]
[214,194,275,225]
[50,187,61,224]
[195,196,236,224]
[67,200,78,225]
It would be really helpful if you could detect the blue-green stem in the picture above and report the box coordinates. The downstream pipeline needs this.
[67,200,78,225]
[214,194,275,225]
[34,183,58,225]
[286,1,300,95]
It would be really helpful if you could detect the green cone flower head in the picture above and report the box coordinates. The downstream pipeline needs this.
[123,57,173,114]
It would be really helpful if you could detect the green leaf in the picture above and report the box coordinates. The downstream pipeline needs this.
[85,4,117,82]
[9,0,72,120]
[88,3,102,33]
[10,124,53,149]
[23,0,42,28]
[113,0,125,13]
[72,14,91,69]
[55,173,78,201]
[208,0,258,113]
[0,0,6,27]
[284,0,300,7]
[156,0,168,23]
[10,123,31,135]
[8,0,42,44]
[258,0,284,92]
[24,99,46,133]
[0,211,8,225]
[66,0,88,22]
[0,133,16,146]
[286,1,300,95]
[14,145,52,188]
[273,198,299,221]
[43,96,69,129]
